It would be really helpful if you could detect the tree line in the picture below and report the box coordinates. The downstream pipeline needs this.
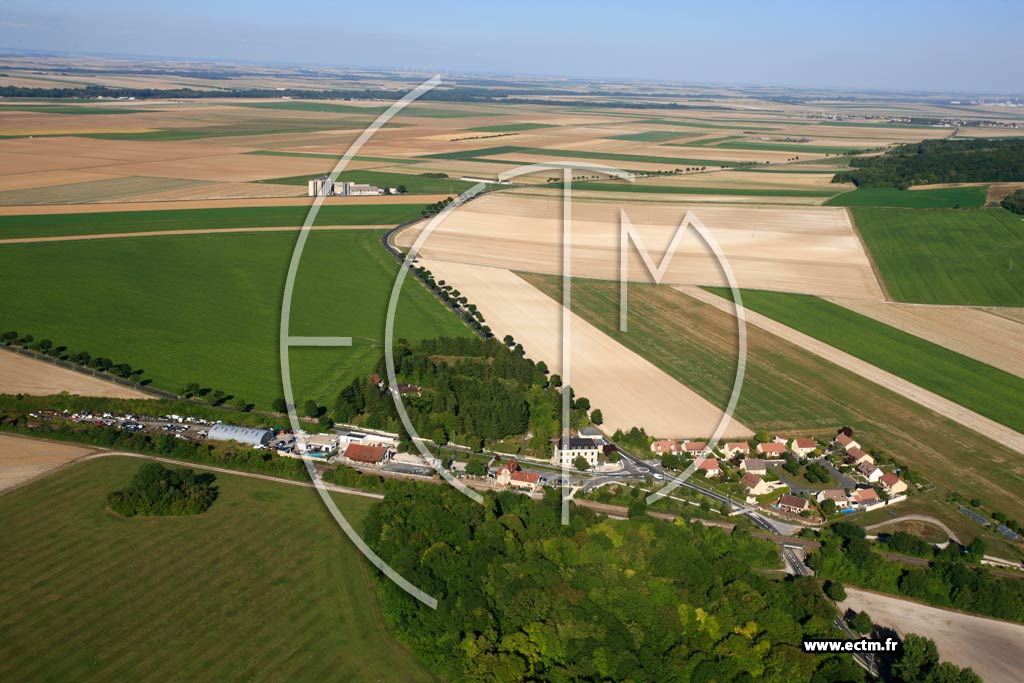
[1001,188,1024,214]
[833,138,1024,189]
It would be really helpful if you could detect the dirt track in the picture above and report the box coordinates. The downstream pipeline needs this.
[676,285,1024,455]
[0,224,390,245]
[864,514,962,544]
[839,586,1024,683]
[421,259,751,438]
[0,351,149,399]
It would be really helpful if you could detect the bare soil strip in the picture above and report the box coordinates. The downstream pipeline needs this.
[0,351,149,398]
[0,224,390,245]
[0,434,97,493]
[421,259,751,438]
[676,285,1024,454]
[839,586,1024,683]
[828,298,1024,378]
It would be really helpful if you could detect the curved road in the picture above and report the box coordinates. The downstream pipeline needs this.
[865,514,962,544]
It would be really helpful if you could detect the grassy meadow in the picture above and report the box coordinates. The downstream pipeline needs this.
[0,230,471,408]
[0,455,433,682]
[522,274,1024,519]
[706,289,1024,432]
[851,207,1024,306]
[0,205,427,240]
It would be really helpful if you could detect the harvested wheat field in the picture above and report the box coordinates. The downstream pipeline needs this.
[418,259,751,439]
[0,434,96,493]
[0,352,150,398]
[397,192,884,299]
[840,587,1024,683]
[828,298,1024,378]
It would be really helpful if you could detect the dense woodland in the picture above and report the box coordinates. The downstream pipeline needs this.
[808,522,1024,623]
[366,485,865,682]
[833,138,1024,189]
[106,462,217,516]
[333,337,589,454]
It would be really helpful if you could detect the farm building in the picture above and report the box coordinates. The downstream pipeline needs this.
[206,424,274,447]
[344,443,392,465]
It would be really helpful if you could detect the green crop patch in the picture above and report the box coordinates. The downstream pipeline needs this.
[0,204,427,240]
[705,289,1024,433]
[716,140,872,155]
[0,456,433,682]
[232,101,389,114]
[850,207,1024,306]
[464,122,555,132]
[605,130,700,142]
[0,230,471,407]
[826,186,988,208]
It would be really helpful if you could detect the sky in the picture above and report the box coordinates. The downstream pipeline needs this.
[1,0,1022,94]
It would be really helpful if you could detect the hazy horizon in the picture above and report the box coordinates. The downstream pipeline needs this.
[2,0,1023,95]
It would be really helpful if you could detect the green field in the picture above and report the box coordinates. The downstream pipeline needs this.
[233,101,388,114]
[851,207,1024,305]
[643,118,782,131]
[464,122,555,133]
[567,181,838,197]
[259,170,475,194]
[715,140,872,155]
[0,455,433,682]
[605,130,699,142]
[522,274,1024,519]
[0,205,427,240]
[705,289,1024,432]
[0,230,471,407]
[826,185,989,208]
[421,145,748,167]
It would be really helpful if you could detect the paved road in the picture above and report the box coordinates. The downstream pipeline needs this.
[783,544,880,676]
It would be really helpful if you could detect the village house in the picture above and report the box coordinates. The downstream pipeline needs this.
[651,439,680,456]
[741,472,771,497]
[724,441,750,456]
[740,458,768,475]
[844,447,875,467]
[850,487,880,508]
[685,441,711,457]
[777,494,809,515]
[856,461,883,483]
[878,472,908,495]
[835,433,861,452]
[756,442,787,458]
[695,457,720,477]
[344,442,392,465]
[790,438,817,458]
[495,460,541,492]
[553,437,601,468]
[817,488,850,506]
[302,432,339,457]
